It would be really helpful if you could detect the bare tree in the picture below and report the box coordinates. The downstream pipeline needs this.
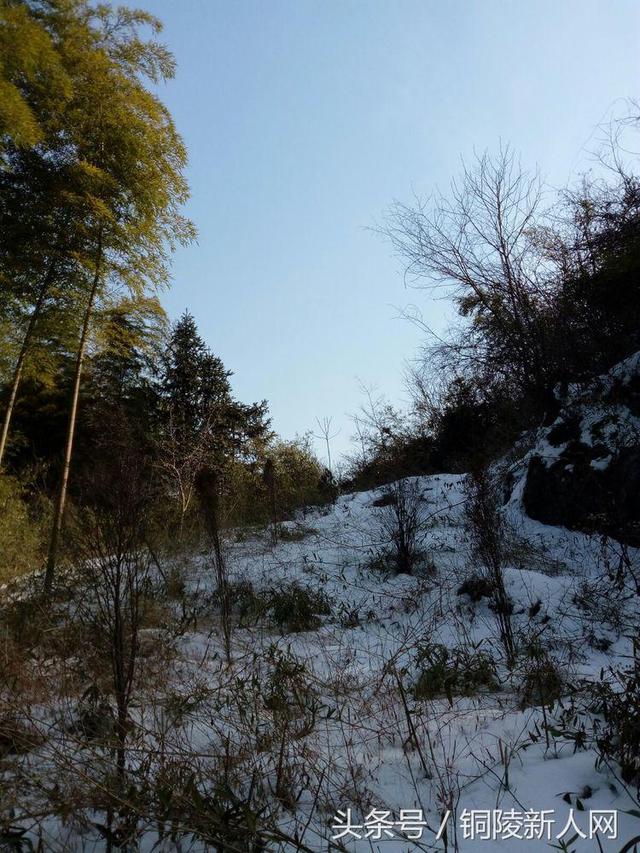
[195,466,232,665]
[383,147,553,405]
[72,432,155,847]
[464,467,516,666]
[156,408,216,542]
[313,416,340,475]
[376,478,429,575]
[346,382,406,484]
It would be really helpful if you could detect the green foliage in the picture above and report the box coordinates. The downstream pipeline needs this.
[225,579,331,634]
[156,312,270,540]
[0,0,195,520]
[150,767,268,850]
[263,648,312,718]
[594,658,640,791]
[412,640,498,701]
[519,656,564,708]
[160,312,234,446]
[0,1,72,152]
[263,646,322,738]
[1,0,194,322]
[224,435,336,529]
[160,312,270,465]
[539,652,640,797]
[0,476,42,584]
[265,435,336,519]
[267,581,331,633]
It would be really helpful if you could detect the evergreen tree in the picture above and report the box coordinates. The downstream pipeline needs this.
[158,312,270,537]
[160,312,225,444]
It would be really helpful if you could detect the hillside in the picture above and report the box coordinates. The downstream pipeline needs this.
[2,6,639,851]
[3,441,639,849]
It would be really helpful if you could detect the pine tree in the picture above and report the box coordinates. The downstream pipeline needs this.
[160,312,222,443]
[158,312,270,538]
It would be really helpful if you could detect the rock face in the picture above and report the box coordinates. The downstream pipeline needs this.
[520,353,640,544]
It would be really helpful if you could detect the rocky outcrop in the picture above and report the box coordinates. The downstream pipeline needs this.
[519,353,640,544]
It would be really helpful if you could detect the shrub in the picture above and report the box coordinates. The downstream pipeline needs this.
[228,579,265,626]
[412,641,498,701]
[594,659,640,791]
[162,564,186,600]
[542,648,640,797]
[263,647,319,733]
[373,478,431,575]
[464,468,516,665]
[519,656,564,708]
[336,602,363,629]
[263,436,337,524]
[225,579,332,634]
[150,765,269,850]
[457,573,495,602]
[267,582,331,633]
[0,477,42,585]
[261,646,323,807]
[0,713,43,758]
[572,578,626,633]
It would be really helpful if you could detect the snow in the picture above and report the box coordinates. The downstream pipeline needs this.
[524,352,640,476]
[4,352,640,851]
[151,471,638,851]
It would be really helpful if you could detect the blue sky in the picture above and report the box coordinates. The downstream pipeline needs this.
[138,0,639,462]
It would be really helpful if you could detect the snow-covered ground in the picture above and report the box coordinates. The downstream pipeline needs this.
[161,472,639,852]
[3,470,639,851]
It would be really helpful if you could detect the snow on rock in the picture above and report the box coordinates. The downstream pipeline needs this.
[507,351,640,544]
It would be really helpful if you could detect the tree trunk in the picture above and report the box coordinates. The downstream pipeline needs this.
[196,467,232,664]
[0,267,55,469]
[44,231,103,591]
